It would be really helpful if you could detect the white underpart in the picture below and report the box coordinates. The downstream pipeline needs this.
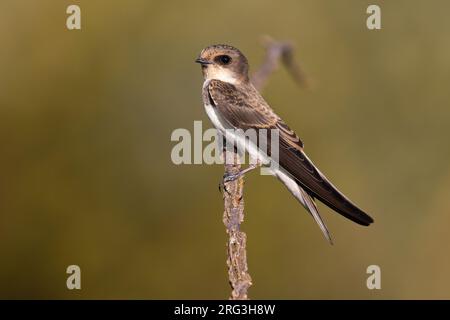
[203,79,332,244]
[203,79,264,164]
[203,99,271,167]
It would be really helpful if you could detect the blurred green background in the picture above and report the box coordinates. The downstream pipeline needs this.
[1,0,450,299]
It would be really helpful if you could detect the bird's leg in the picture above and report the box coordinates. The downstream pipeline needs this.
[223,163,259,183]
[219,161,261,194]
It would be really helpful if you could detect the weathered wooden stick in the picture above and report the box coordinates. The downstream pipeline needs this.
[222,150,251,300]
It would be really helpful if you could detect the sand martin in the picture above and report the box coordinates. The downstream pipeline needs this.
[196,44,373,243]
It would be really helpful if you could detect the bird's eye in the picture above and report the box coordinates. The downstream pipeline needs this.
[216,55,232,65]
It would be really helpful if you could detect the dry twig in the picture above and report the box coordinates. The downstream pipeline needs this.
[251,35,309,90]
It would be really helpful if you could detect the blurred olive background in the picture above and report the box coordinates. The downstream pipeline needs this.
[1,0,450,299]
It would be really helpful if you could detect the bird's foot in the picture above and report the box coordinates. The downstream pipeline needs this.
[218,172,241,195]
[218,179,231,195]
[218,164,259,195]
[223,172,241,183]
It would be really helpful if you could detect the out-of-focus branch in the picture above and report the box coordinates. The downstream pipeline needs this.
[251,35,309,91]
[222,36,306,300]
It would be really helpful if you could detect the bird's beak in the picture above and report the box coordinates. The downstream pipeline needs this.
[195,58,212,65]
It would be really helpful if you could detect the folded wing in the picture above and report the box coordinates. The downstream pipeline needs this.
[206,79,374,226]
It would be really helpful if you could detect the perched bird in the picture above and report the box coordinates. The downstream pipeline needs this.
[195,44,373,243]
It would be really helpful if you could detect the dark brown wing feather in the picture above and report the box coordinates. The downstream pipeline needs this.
[206,79,279,128]
[207,79,373,226]
[277,139,373,225]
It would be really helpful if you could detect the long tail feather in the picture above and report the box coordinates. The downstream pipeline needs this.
[275,169,333,244]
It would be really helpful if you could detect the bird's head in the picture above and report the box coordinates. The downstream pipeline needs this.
[195,44,249,84]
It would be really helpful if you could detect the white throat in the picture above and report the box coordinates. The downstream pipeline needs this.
[205,67,239,85]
